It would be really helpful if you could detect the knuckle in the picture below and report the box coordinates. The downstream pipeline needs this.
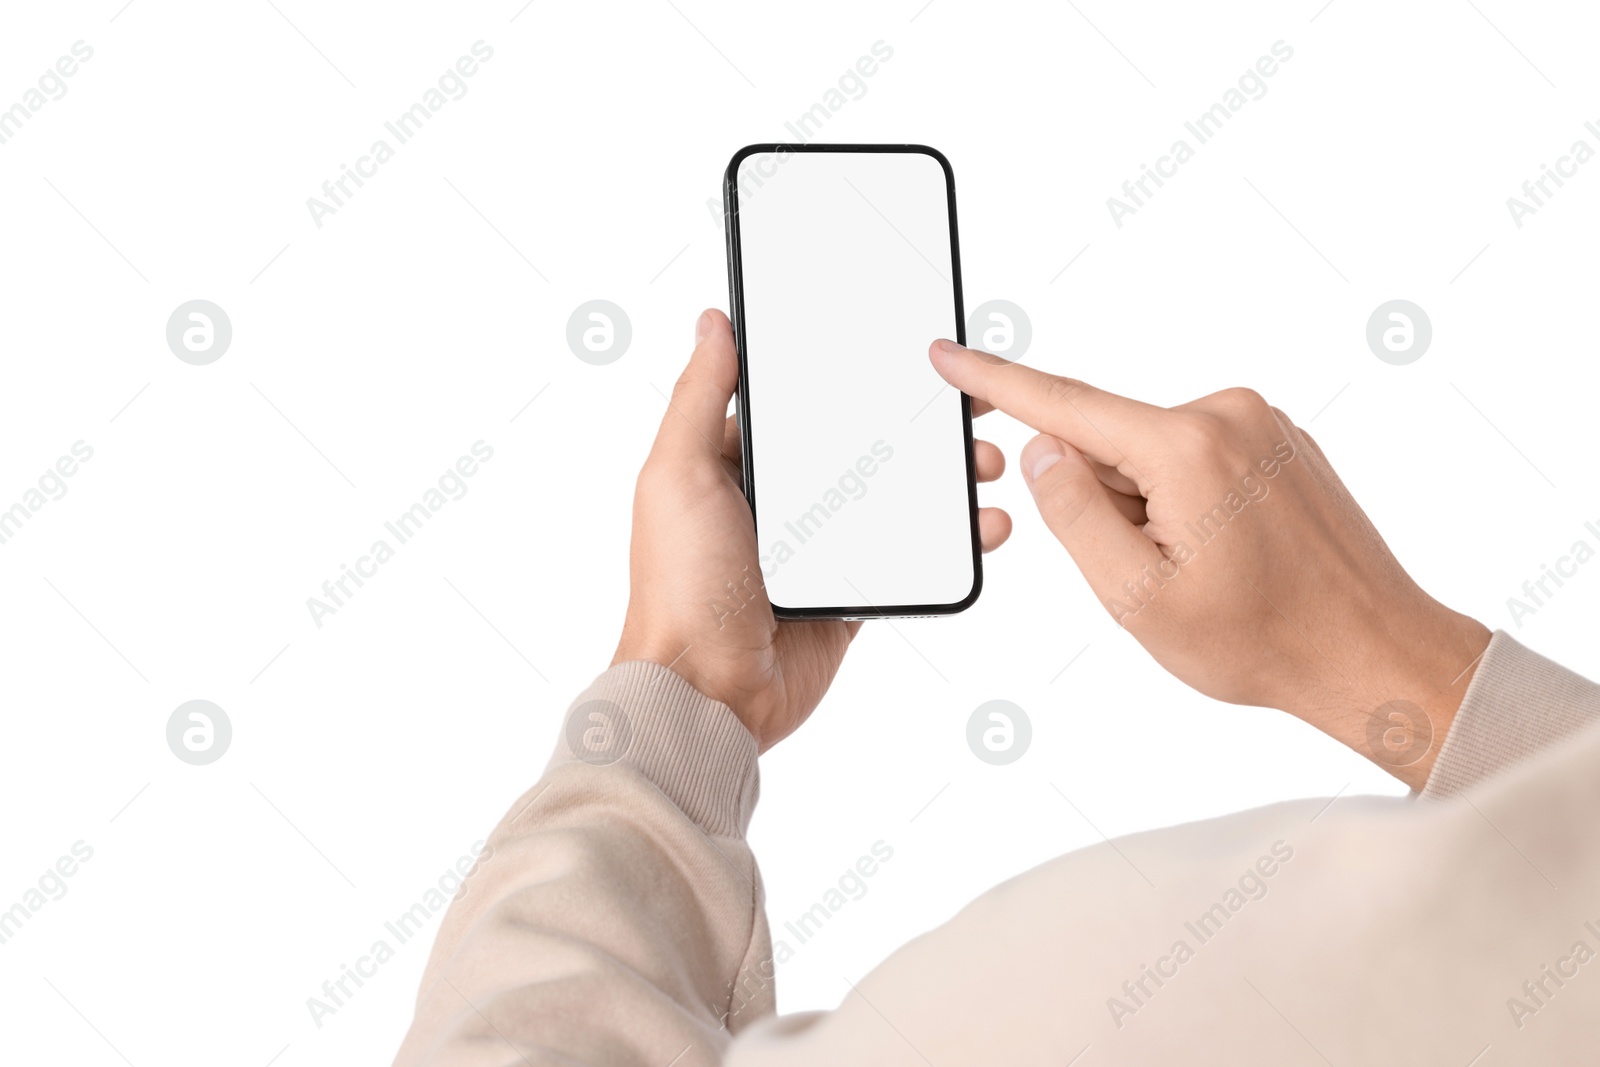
[1033,457,1094,529]
[1212,386,1273,421]
[633,467,660,509]
[670,372,700,403]
[635,456,665,494]
[1296,427,1322,459]
[1041,374,1084,409]
[1182,389,1279,464]
[1040,482,1094,532]
[637,455,714,505]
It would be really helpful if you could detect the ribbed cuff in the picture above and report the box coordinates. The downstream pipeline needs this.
[548,660,760,838]
[1422,630,1600,799]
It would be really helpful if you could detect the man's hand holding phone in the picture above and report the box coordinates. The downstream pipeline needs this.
[610,311,1012,752]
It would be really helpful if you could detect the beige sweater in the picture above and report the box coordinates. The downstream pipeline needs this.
[393,630,1600,1065]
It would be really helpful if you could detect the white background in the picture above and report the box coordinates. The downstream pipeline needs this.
[1,1,1597,1064]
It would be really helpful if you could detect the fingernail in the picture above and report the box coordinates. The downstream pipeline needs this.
[931,338,964,358]
[1029,440,1066,481]
[695,310,713,343]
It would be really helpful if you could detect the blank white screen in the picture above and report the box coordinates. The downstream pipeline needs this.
[734,149,976,613]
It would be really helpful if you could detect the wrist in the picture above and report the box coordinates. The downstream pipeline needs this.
[612,625,761,744]
[1297,610,1491,791]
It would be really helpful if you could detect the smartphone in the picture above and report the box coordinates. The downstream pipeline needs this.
[723,143,981,619]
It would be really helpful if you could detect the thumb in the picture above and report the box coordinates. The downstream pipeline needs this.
[654,309,738,456]
[1022,435,1165,614]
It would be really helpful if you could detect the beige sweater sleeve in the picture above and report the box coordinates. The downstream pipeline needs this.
[1421,630,1600,798]
[394,633,1600,1066]
[391,660,773,1067]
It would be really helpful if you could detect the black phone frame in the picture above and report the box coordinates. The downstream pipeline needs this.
[722,142,983,620]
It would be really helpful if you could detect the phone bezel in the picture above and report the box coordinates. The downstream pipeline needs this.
[722,142,983,620]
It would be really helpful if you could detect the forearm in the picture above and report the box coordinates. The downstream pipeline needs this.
[392,662,773,1067]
